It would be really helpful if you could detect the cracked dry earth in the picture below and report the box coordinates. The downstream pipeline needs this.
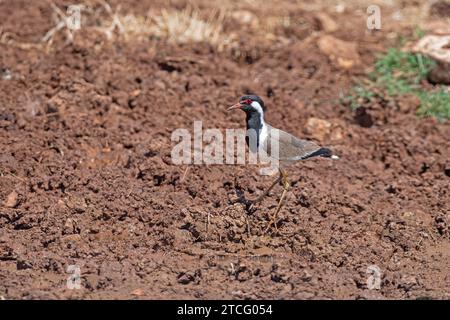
[0,0,449,299]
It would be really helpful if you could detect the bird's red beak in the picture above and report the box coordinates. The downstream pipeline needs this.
[227,102,242,111]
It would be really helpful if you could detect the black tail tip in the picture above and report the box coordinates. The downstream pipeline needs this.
[309,147,332,158]
[304,147,339,160]
[317,147,333,158]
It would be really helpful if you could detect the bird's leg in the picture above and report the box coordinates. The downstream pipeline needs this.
[249,174,282,205]
[265,170,290,233]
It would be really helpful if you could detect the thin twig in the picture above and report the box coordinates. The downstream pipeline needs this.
[205,212,211,240]
[180,166,189,183]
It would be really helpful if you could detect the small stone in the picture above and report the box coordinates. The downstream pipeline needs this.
[177,272,195,284]
[1,68,12,80]
[16,259,32,270]
[131,288,145,296]
[428,62,450,85]
[61,234,82,243]
[305,117,332,141]
[66,197,87,214]
[330,125,344,142]
[16,116,27,129]
[130,89,141,97]
[4,191,19,208]
[318,35,361,69]
[411,35,450,85]
[63,218,75,235]
[314,12,338,32]
[412,35,450,65]
[154,80,166,90]
[301,270,313,282]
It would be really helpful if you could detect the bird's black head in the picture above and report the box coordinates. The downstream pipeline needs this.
[228,95,266,115]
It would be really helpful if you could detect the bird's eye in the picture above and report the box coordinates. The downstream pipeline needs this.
[245,99,252,104]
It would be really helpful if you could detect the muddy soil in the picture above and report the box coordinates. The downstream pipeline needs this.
[0,0,449,299]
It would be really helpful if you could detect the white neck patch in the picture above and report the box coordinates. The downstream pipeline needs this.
[250,101,268,146]
[251,101,265,119]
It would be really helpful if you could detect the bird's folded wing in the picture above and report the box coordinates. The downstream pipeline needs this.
[264,127,321,161]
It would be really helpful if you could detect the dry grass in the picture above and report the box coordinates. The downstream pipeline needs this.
[42,2,87,45]
[96,4,236,49]
[150,7,230,47]
[0,1,286,53]
[1,1,235,50]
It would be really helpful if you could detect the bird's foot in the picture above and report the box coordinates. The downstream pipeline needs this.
[264,175,289,235]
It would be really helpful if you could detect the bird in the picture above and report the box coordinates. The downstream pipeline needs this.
[228,94,338,233]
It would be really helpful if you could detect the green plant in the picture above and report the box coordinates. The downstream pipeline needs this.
[342,47,448,121]
[417,88,450,121]
[341,85,376,110]
[372,48,434,90]
[413,26,426,40]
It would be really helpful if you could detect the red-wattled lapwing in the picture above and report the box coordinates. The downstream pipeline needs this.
[228,95,339,233]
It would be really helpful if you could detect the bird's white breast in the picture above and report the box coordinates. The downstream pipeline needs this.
[259,123,268,146]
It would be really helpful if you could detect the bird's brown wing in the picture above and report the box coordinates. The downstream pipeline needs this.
[264,125,322,161]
